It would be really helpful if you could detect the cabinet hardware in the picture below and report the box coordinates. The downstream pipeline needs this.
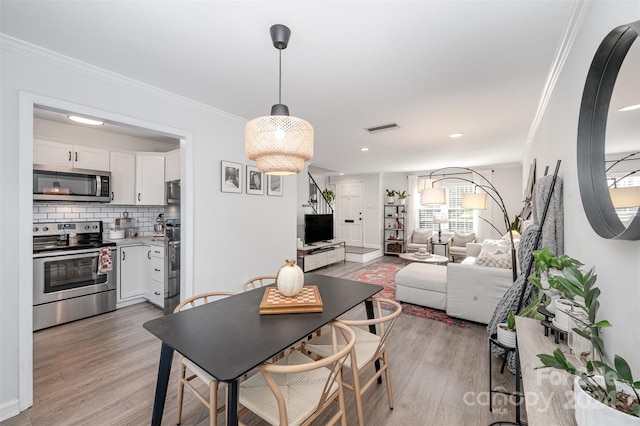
[154,291,160,296]
[345,219,354,223]
[75,152,78,162]
[111,192,114,201]
[148,251,151,259]
[122,251,125,261]
[138,193,141,201]
[68,151,72,161]
[154,268,161,272]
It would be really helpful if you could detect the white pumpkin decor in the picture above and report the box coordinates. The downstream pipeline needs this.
[276,259,304,296]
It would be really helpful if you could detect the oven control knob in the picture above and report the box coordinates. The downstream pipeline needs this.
[84,225,90,230]
[93,225,98,229]
[42,226,49,232]
[33,227,39,233]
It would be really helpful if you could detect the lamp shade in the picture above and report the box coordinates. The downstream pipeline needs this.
[432,214,448,224]
[609,186,640,208]
[462,192,488,210]
[421,187,446,205]
[245,115,314,175]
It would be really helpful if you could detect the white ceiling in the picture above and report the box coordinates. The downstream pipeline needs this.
[1,1,635,175]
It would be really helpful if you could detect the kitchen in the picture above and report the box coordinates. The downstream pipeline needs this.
[32,106,183,331]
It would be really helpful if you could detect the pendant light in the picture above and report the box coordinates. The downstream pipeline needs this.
[245,24,314,176]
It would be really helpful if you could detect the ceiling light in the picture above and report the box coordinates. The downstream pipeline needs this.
[339,173,344,176]
[360,147,369,152]
[67,115,104,126]
[618,103,640,112]
[245,24,313,176]
[449,133,464,138]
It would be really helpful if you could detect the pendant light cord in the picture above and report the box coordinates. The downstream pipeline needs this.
[278,49,282,105]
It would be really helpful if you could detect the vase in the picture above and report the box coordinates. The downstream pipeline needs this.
[574,376,640,426]
[496,323,516,348]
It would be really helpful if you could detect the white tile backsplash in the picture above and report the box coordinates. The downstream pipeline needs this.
[33,203,170,237]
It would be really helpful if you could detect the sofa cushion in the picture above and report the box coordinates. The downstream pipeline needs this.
[411,229,432,244]
[474,249,512,269]
[452,231,475,247]
[480,238,511,254]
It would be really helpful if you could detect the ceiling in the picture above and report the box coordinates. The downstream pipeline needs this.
[1,1,635,175]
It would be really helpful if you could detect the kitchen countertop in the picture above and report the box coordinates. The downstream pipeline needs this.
[103,236,166,247]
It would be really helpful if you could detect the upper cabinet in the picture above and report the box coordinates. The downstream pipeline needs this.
[136,153,165,205]
[110,151,136,204]
[165,149,180,182]
[34,139,110,171]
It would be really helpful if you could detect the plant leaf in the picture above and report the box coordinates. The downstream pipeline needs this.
[633,404,640,417]
[614,355,634,383]
[594,320,612,328]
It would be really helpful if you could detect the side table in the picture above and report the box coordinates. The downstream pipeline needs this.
[431,237,451,257]
[488,333,524,425]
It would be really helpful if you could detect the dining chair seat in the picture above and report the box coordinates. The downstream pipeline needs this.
[239,350,338,426]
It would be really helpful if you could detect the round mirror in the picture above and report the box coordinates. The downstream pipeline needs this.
[577,21,640,240]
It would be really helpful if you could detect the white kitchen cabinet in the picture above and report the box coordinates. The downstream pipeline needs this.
[144,245,165,308]
[165,149,180,182]
[34,139,110,171]
[109,151,135,204]
[135,153,165,205]
[118,245,145,302]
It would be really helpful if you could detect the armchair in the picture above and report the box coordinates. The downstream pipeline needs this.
[406,229,433,252]
[448,231,476,262]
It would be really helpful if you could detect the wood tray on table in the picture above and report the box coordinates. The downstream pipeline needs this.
[259,285,324,314]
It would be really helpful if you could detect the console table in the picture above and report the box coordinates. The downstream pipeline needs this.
[515,316,577,425]
[296,241,346,272]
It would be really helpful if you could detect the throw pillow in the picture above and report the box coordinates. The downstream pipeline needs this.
[412,229,432,244]
[481,238,511,254]
[475,249,512,269]
[452,231,476,247]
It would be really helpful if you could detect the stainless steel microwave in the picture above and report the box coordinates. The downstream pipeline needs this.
[33,165,111,202]
[166,180,180,204]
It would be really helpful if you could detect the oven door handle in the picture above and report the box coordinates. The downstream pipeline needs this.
[33,247,115,259]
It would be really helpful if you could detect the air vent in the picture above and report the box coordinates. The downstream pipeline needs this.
[366,123,399,133]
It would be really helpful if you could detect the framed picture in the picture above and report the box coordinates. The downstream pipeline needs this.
[267,175,283,196]
[246,165,264,195]
[221,161,242,193]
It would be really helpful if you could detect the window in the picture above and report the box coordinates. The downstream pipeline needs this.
[418,183,476,232]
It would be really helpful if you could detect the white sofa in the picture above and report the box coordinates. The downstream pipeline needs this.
[395,242,513,324]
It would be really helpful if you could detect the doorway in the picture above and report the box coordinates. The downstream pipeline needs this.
[18,92,193,411]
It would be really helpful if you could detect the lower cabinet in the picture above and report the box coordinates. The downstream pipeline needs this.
[117,243,165,308]
[144,246,165,308]
[296,242,346,272]
[118,245,145,302]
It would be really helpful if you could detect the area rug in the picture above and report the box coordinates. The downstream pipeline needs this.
[341,261,467,328]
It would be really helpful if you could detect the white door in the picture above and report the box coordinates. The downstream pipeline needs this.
[337,182,363,246]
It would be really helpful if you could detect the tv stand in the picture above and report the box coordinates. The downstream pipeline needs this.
[296,241,346,272]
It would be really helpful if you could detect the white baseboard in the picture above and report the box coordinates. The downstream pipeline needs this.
[0,398,20,422]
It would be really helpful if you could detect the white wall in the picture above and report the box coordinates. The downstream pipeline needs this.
[0,38,297,417]
[525,3,640,375]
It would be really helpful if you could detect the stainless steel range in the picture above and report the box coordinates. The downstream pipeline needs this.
[32,221,117,331]
[164,219,180,314]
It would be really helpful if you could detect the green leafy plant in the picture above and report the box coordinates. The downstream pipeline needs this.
[506,310,516,332]
[322,188,335,204]
[385,189,396,197]
[396,190,409,199]
[535,263,639,418]
[528,248,583,298]
[509,215,522,234]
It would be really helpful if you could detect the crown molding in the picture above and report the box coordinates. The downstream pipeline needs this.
[0,33,246,124]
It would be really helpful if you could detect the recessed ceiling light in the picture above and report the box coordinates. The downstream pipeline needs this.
[449,133,464,138]
[339,172,344,176]
[68,115,104,125]
[618,104,640,112]
[360,147,369,152]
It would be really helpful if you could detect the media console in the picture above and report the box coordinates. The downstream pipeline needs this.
[296,241,346,272]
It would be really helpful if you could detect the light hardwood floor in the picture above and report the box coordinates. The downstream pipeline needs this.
[2,257,522,426]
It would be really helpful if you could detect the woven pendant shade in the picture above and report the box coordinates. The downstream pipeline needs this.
[245,114,314,176]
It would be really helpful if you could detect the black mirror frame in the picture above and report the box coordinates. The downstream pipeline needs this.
[577,20,640,240]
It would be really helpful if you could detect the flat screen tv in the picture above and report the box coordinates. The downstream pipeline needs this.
[304,214,334,245]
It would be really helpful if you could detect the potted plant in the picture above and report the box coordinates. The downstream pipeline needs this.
[497,310,517,348]
[385,189,396,204]
[527,248,582,314]
[396,190,408,205]
[322,188,335,205]
[535,263,640,425]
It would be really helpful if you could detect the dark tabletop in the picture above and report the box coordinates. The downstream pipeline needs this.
[143,273,382,382]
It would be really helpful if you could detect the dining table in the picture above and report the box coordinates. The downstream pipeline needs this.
[143,272,383,426]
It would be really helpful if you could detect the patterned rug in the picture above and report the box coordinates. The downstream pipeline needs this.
[341,260,467,328]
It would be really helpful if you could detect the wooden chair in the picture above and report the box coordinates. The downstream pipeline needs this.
[243,275,276,291]
[304,298,402,426]
[238,321,356,426]
[174,291,237,426]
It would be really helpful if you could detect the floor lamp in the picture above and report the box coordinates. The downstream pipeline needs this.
[422,167,518,282]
